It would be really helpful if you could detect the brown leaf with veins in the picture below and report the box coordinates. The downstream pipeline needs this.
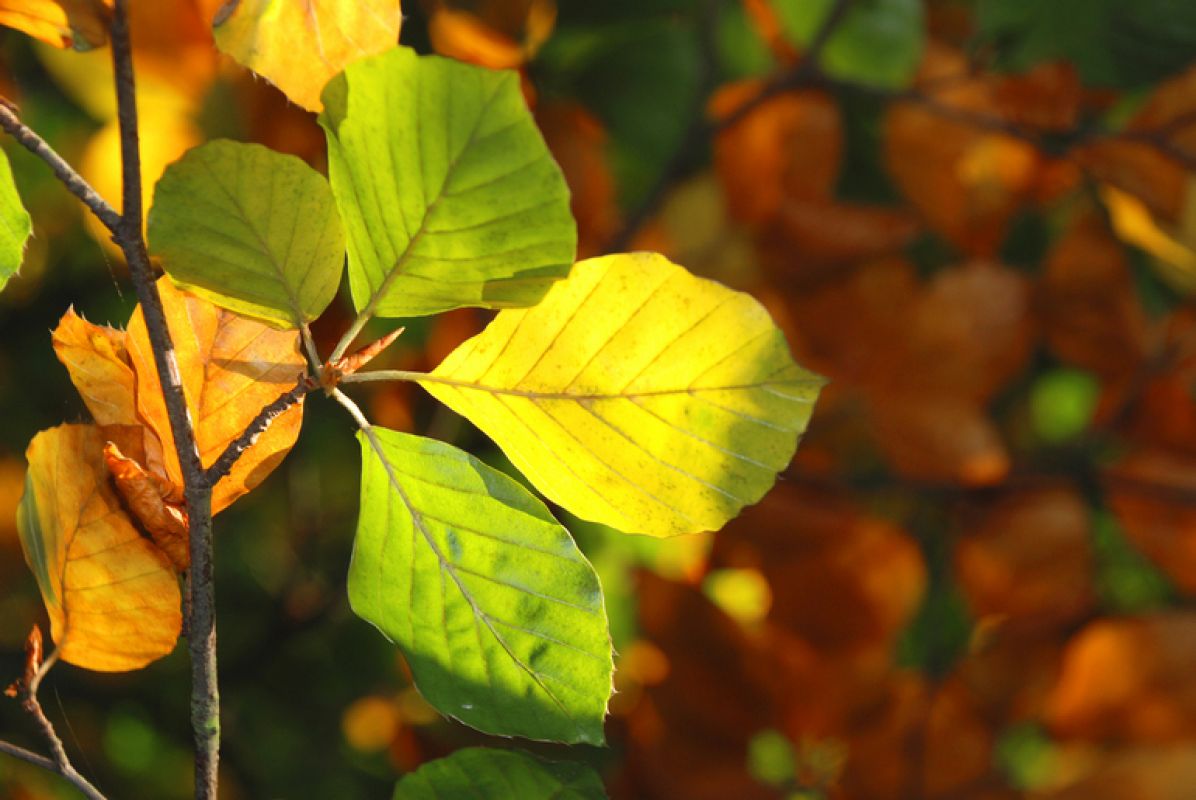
[127,278,306,514]
[16,425,182,671]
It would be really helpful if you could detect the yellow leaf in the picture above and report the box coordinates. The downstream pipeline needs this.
[422,252,824,536]
[17,425,181,672]
[213,0,403,112]
[51,308,168,478]
[126,278,305,514]
[1102,183,1196,294]
[51,307,138,427]
[0,0,109,50]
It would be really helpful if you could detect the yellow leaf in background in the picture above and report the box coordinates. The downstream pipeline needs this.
[17,425,181,672]
[213,0,403,112]
[1102,182,1196,294]
[0,0,109,50]
[126,278,305,514]
[422,252,824,536]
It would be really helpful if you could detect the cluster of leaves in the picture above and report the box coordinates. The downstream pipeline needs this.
[0,0,823,797]
[5,0,1196,798]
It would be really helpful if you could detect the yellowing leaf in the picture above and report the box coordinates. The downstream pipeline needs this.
[51,307,139,427]
[127,278,305,514]
[421,252,823,536]
[17,425,181,672]
[0,0,109,50]
[213,0,403,112]
[1102,183,1196,294]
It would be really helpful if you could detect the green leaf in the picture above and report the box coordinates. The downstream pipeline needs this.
[777,0,924,89]
[320,46,576,319]
[351,427,612,744]
[420,252,824,536]
[978,0,1196,89]
[147,140,345,328]
[393,748,607,799]
[0,147,31,292]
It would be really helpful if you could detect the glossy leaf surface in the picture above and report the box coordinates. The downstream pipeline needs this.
[320,46,576,318]
[148,139,345,327]
[351,427,611,744]
[422,252,823,536]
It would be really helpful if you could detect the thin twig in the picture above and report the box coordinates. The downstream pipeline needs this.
[0,102,122,233]
[1,637,107,800]
[204,376,317,486]
[108,2,219,797]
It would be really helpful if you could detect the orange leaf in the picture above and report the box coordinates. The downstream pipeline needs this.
[16,424,181,671]
[103,441,189,571]
[127,278,305,514]
[0,0,109,50]
[954,487,1095,632]
[429,7,525,70]
[1047,614,1196,742]
[711,82,842,228]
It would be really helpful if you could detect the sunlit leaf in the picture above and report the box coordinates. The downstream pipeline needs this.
[212,0,402,112]
[393,748,607,799]
[320,46,576,318]
[148,139,346,328]
[1102,183,1196,295]
[17,425,181,671]
[352,428,612,743]
[0,147,31,292]
[50,307,138,427]
[0,0,109,50]
[127,278,305,514]
[422,252,823,536]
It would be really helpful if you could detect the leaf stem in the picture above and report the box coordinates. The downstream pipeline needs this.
[108,2,219,797]
[338,369,428,384]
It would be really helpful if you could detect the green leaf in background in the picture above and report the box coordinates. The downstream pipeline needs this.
[977,0,1196,89]
[147,140,345,328]
[777,0,925,89]
[537,18,702,205]
[320,47,576,319]
[393,748,607,799]
[421,252,824,536]
[0,146,31,292]
[351,428,612,744]
[1029,368,1099,443]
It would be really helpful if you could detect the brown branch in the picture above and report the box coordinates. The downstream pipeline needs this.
[1,631,107,800]
[0,101,122,233]
[204,376,317,486]
[108,2,219,797]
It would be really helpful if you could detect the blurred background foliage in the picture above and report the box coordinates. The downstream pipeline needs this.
[5,0,1196,798]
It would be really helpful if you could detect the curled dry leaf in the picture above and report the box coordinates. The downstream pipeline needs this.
[103,442,190,571]
[17,425,182,671]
